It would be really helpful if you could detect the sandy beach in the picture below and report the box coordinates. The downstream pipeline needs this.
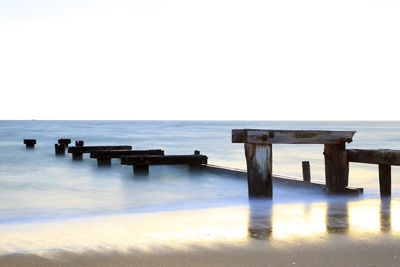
[1,237,400,267]
[1,200,400,266]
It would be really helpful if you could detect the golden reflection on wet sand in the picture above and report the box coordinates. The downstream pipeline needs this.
[247,198,400,240]
[0,198,399,256]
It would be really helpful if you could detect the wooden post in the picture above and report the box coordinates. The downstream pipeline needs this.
[97,158,111,166]
[302,161,311,182]
[72,152,83,160]
[244,143,273,198]
[75,141,84,147]
[379,164,391,197]
[133,164,149,175]
[58,139,71,147]
[55,144,65,155]
[23,139,36,149]
[324,143,349,193]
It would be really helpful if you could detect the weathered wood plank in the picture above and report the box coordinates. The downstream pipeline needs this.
[302,161,311,182]
[232,129,356,144]
[324,143,349,193]
[90,149,164,159]
[244,143,273,198]
[120,154,208,166]
[379,164,391,197]
[68,146,132,154]
[347,149,400,166]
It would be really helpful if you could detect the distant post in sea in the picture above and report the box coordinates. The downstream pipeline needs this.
[23,139,36,149]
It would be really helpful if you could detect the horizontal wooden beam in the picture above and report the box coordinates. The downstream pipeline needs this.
[347,149,400,166]
[90,149,164,159]
[23,139,36,145]
[68,146,132,154]
[121,154,208,166]
[58,139,71,145]
[232,129,356,144]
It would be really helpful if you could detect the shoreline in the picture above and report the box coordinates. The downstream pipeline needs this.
[2,234,400,267]
[0,199,400,266]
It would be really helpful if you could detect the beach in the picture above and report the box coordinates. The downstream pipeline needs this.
[1,120,400,266]
[1,200,400,266]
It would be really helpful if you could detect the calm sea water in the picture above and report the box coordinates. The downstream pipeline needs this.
[1,120,400,223]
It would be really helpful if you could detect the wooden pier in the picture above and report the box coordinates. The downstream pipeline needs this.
[23,129,399,200]
[90,149,164,166]
[68,145,132,160]
[347,149,400,197]
[232,129,356,198]
[121,151,208,174]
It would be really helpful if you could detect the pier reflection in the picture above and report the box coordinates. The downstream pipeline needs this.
[326,201,349,233]
[247,200,273,240]
[380,198,392,233]
[247,198,398,240]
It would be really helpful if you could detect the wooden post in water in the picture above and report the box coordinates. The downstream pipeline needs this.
[302,161,311,182]
[58,139,71,148]
[75,141,84,147]
[97,157,112,166]
[233,129,356,198]
[379,164,391,197]
[133,165,149,175]
[55,144,65,155]
[324,143,349,193]
[244,143,273,198]
[23,139,36,149]
[347,149,399,198]
[72,152,83,160]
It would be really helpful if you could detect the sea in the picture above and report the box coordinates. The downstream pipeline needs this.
[1,120,399,225]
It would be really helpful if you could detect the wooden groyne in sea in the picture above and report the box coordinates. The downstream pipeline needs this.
[232,129,398,198]
[23,128,399,199]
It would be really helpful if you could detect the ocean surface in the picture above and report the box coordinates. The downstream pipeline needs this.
[1,120,400,224]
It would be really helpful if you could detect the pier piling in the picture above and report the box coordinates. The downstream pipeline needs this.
[379,164,391,197]
[75,141,84,147]
[244,143,273,198]
[133,164,150,175]
[55,144,65,155]
[324,143,349,193]
[58,139,71,147]
[232,129,356,198]
[302,161,311,182]
[23,139,36,148]
[347,149,399,197]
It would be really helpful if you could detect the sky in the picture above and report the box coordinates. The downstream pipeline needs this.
[0,0,399,120]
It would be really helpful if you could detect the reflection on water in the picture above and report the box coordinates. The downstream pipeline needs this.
[380,198,392,232]
[247,198,399,240]
[326,201,349,233]
[0,198,400,255]
[247,200,273,240]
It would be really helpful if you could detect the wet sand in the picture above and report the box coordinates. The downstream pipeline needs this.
[1,199,400,266]
[1,236,400,267]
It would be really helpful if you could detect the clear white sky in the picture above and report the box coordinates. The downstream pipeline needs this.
[0,0,399,120]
